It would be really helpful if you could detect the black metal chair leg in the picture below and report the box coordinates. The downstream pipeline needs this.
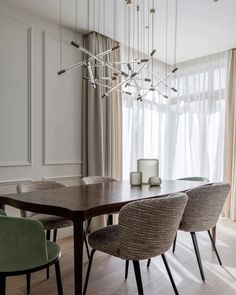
[46,267,50,280]
[53,229,58,242]
[207,230,222,266]
[46,230,51,280]
[83,231,90,260]
[147,259,151,268]
[46,230,51,240]
[55,260,63,295]
[86,218,92,234]
[107,214,113,226]
[0,275,6,295]
[173,232,177,253]
[133,261,144,295]
[125,260,129,280]
[83,249,96,295]
[26,273,31,294]
[190,232,205,282]
[161,254,179,295]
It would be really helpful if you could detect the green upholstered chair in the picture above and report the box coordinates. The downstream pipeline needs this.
[16,180,90,287]
[0,211,63,295]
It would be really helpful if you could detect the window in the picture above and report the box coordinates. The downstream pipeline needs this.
[122,51,228,181]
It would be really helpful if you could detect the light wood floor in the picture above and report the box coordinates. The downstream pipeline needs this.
[6,218,236,295]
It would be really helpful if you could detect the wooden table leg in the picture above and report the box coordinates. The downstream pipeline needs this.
[212,225,216,250]
[73,220,84,295]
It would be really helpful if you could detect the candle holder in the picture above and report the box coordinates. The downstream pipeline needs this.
[130,172,142,186]
[137,159,159,184]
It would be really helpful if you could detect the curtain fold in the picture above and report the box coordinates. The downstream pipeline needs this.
[82,32,122,231]
[223,49,236,221]
[82,32,122,180]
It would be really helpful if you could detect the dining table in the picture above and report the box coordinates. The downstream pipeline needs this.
[0,179,206,295]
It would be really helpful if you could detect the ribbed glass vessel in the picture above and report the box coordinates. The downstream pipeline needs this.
[137,159,159,184]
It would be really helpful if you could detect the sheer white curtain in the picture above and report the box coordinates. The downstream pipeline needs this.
[122,51,228,181]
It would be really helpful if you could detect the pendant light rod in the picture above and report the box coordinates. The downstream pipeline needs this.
[101,75,133,98]
[138,67,178,100]
[75,0,78,42]
[71,41,129,77]
[148,69,178,92]
[87,61,96,87]
[59,0,62,70]
[57,45,120,75]
[86,78,131,96]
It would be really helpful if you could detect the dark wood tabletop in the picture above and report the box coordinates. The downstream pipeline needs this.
[0,179,205,221]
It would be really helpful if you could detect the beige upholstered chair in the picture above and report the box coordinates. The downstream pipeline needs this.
[81,176,117,228]
[80,176,117,185]
[147,176,210,270]
[178,177,209,182]
[17,181,72,242]
[83,193,188,295]
[170,183,230,282]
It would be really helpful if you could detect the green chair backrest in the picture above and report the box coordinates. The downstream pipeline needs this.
[0,209,7,216]
[0,215,48,272]
[178,177,209,182]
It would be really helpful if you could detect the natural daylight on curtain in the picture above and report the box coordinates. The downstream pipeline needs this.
[122,51,228,181]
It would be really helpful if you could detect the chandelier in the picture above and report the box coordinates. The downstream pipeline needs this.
[58,0,179,101]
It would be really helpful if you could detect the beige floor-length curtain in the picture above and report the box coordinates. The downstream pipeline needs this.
[82,31,122,180]
[82,32,122,230]
[223,49,236,221]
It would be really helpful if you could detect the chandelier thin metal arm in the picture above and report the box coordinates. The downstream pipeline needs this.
[58,45,120,75]
[138,67,177,100]
[87,61,96,88]
[71,41,129,77]
[128,82,168,98]
[126,63,142,95]
[148,68,178,92]
[84,76,130,94]
[130,49,156,79]
[101,75,133,98]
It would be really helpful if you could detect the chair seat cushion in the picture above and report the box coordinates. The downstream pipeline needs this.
[32,214,72,230]
[0,241,60,273]
[47,241,61,263]
[88,225,120,257]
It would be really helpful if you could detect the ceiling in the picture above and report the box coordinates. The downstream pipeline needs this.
[1,0,236,64]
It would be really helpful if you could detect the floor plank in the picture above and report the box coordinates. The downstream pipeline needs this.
[6,218,236,294]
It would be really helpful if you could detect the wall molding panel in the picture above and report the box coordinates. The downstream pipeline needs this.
[0,16,32,167]
[43,175,81,181]
[0,178,32,186]
[43,32,82,166]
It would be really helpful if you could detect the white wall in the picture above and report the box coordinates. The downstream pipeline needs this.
[0,3,83,237]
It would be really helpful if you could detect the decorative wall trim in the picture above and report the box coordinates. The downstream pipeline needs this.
[43,32,82,166]
[0,16,32,167]
[43,160,82,166]
[0,178,32,186]
[0,175,81,187]
[43,175,82,181]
